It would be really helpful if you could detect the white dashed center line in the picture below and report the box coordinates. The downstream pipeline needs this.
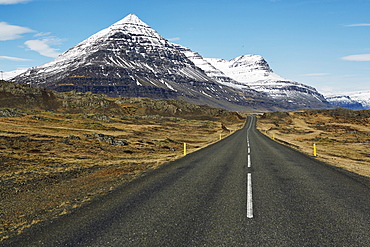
[246,117,254,219]
[247,173,253,218]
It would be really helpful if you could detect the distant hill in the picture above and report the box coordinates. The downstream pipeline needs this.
[0,80,244,122]
[324,91,370,110]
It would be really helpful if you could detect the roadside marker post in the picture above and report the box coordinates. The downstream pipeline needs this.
[313,143,317,157]
[184,143,187,156]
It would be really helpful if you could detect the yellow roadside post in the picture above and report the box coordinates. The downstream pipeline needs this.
[313,143,317,157]
[184,143,187,156]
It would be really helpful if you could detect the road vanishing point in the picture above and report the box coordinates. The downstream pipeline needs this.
[4,116,370,246]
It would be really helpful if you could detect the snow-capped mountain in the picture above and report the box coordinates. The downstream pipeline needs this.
[12,14,257,111]
[12,14,332,111]
[205,56,330,106]
[325,91,370,110]
[347,91,370,109]
[324,95,364,110]
[13,14,209,88]
[176,44,331,110]
[2,68,27,81]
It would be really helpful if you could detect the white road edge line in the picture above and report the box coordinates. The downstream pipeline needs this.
[248,154,251,168]
[247,173,253,218]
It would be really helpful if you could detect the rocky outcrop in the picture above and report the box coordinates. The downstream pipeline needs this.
[114,97,245,123]
[0,80,245,123]
[0,80,59,110]
[55,90,119,112]
[0,108,27,117]
[83,133,129,146]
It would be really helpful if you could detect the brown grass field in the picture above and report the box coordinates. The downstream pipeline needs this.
[0,105,244,241]
[257,109,370,179]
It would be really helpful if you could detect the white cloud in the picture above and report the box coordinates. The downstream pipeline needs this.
[24,38,62,58]
[34,32,52,37]
[168,37,181,41]
[0,0,30,4]
[345,23,370,27]
[0,22,35,41]
[0,55,31,61]
[300,73,331,76]
[341,54,370,61]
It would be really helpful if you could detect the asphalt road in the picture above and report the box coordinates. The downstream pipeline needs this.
[4,116,370,246]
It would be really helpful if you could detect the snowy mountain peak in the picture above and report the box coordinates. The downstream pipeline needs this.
[18,14,167,75]
[11,14,333,111]
[178,47,330,109]
[113,14,150,27]
[324,91,370,109]
[88,14,163,44]
[204,56,284,84]
[229,55,273,72]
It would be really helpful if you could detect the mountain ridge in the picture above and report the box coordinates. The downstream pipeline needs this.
[175,44,331,110]
[12,14,333,112]
[325,91,370,110]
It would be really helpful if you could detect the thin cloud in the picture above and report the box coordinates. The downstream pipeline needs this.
[24,38,62,58]
[0,0,30,4]
[0,55,31,61]
[34,32,52,37]
[341,54,370,61]
[345,23,370,27]
[300,73,331,76]
[168,37,181,42]
[0,22,35,41]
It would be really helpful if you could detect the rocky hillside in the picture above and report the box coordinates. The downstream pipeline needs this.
[0,80,244,122]
[0,80,59,110]
[11,14,333,112]
[11,15,257,112]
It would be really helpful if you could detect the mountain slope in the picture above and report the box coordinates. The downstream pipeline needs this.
[325,91,370,110]
[12,14,332,111]
[12,14,269,111]
[325,95,365,110]
[176,44,332,110]
[347,91,370,109]
[2,69,27,81]
[205,56,330,108]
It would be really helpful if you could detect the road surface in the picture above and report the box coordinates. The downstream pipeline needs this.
[4,116,370,246]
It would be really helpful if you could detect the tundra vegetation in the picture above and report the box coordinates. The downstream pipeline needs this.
[257,109,370,180]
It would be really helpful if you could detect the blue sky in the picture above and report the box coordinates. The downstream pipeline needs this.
[1,0,370,94]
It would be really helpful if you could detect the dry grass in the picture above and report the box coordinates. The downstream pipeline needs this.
[0,110,244,241]
[257,110,370,178]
